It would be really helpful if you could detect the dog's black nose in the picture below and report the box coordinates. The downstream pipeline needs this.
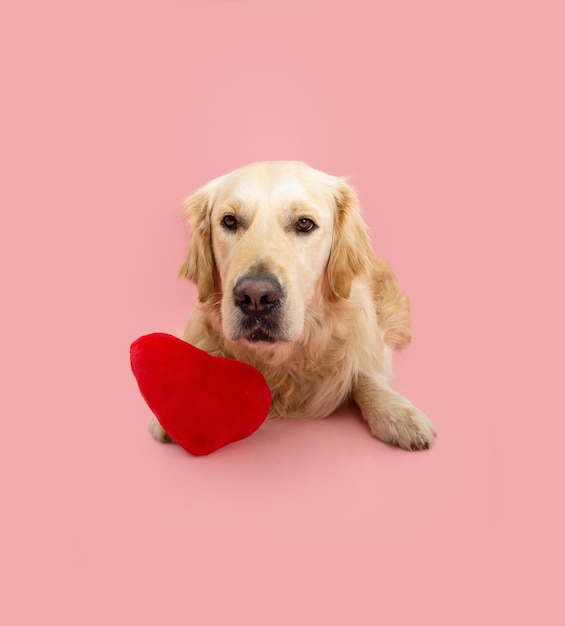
[233,275,283,314]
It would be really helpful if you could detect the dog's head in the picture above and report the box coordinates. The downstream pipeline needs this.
[180,162,373,346]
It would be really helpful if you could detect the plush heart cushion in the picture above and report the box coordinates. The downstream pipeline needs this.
[130,333,272,455]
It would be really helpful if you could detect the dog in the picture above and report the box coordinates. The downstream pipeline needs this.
[150,161,436,450]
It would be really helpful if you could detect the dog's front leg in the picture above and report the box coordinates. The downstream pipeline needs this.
[353,374,436,451]
[149,416,174,443]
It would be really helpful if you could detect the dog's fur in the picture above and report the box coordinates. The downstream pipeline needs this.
[150,161,436,450]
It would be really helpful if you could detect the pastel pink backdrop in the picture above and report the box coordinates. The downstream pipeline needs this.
[1,1,563,624]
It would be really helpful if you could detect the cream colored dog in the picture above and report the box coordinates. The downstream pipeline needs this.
[150,161,436,450]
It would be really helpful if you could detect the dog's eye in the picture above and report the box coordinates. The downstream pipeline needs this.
[222,215,238,231]
[296,218,317,233]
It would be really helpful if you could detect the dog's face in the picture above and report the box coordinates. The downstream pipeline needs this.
[180,162,373,346]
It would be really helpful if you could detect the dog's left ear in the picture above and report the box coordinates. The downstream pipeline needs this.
[179,182,217,302]
[326,180,374,301]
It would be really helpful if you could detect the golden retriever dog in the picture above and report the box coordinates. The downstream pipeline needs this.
[150,161,436,450]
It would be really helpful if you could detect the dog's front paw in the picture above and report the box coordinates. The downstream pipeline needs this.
[369,403,436,451]
[149,416,175,443]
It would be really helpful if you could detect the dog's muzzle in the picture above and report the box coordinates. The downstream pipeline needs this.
[232,274,286,343]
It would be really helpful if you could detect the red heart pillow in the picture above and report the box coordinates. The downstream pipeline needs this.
[130,333,272,455]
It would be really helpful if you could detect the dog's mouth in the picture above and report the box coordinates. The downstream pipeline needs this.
[245,328,277,344]
[233,318,289,344]
[240,318,281,343]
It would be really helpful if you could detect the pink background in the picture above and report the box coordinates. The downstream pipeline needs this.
[2,0,564,624]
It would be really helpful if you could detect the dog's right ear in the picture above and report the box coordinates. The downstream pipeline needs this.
[326,179,374,301]
[179,183,217,302]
